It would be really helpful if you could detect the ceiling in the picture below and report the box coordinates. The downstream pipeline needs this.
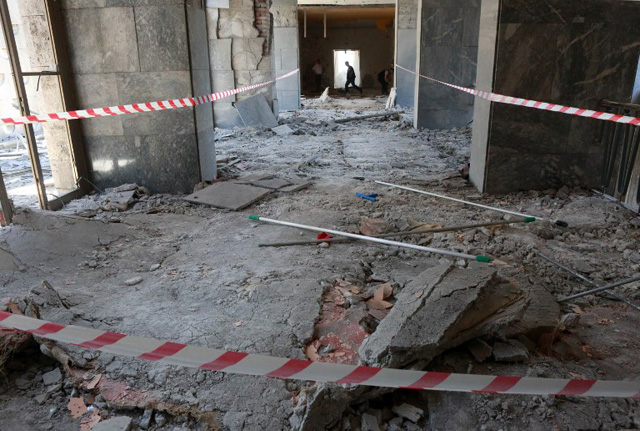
[299,6,395,23]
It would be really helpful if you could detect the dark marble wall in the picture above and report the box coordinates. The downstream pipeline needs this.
[60,0,210,193]
[482,0,640,193]
[415,0,480,129]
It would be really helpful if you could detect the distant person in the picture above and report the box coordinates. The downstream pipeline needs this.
[378,68,392,95]
[344,61,363,95]
[312,59,324,92]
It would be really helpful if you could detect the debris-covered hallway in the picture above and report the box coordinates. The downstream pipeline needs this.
[0,0,639,430]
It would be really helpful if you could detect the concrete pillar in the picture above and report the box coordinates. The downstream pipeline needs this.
[413,0,480,130]
[271,0,301,112]
[470,0,640,194]
[59,0,215,193]
[394,0,418,108]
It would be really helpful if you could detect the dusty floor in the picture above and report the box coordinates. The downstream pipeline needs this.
[0,96,639,430]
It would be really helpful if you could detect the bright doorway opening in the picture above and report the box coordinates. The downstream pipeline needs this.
[333,49,360,89]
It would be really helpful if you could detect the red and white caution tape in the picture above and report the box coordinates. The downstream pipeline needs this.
[0,69,299,126]
[397,65,640,127]
[1,310,638,398]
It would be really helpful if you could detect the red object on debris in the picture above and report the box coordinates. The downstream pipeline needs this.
[317,232,332,240]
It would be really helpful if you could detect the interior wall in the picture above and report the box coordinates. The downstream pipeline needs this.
[299,19,394,92]
[58,0,209,193]
[471,0,640,194]
[413,0,480,130]
[271,0,301,112]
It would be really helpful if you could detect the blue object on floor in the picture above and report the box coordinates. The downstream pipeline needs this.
[355,192,378,202]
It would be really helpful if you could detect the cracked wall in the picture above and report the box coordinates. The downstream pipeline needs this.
[207,0,276,128]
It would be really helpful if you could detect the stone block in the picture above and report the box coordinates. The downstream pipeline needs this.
[135,5,189,72]
[63,7,139,74]
[492,339,529,362]
[92,416,132,431]
[276,90,300,111]
[212,70,237,101]
[209,39,233,71]
[218,7,259,39]
[213,104,243,128]
[280,47,299,72]
[270,5,298,28]
[232,38,266,71]
[140,133,200,193]
[184,182,271,210]
[116,71,195,136]
[74,74,124,137]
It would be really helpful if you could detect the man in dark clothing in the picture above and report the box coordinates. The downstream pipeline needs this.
[344,61,363,94]
[378,69,391,95]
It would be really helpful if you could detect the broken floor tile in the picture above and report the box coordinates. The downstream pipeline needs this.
[184,182,271,211]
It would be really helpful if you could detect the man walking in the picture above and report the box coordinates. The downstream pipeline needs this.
[344,61,363,94]
[312,59,323,93]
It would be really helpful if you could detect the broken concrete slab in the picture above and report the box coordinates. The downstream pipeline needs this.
[279,180,311,193]
[234,94,278,129]
[42,368,62,386]
[247,178,293,190]
[359,263,560,368]
[361,413,381,431]
[272,124,294,136]
[184,182,271,211]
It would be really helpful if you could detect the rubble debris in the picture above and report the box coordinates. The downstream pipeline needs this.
[42,367,62,385]
[361,412,381,431]
[67,396,87,419]
[124,277,143,287]
[559,313,581,330]
[391,403,423,423]
[360,264,560,368]
[319,87,331,103]
[359,218,388,236]
[466,338,493,362]
[272,124,294,136]
[385,88,397,110]
[334,112,400,124]
[92,416,133,431]
[492,339,530,362]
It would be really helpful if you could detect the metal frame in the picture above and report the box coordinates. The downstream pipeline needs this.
[0,0,48,209]
[0,0,91,212]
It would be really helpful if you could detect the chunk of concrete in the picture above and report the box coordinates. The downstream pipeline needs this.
[359,264,559,368]
[392,403,423,423]
[492,339,530,363]
[362,413,381,431]
[42,368,62,386]
[466,338,493,363]
[184,182,271,211]
[92,416,132,431]
[272,124,294,136]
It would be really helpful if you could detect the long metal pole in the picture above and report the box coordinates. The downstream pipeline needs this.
[559,275,640,302]
[260,219,532,248]
[537,252,640,312]
[249,215,491,262]
[0,0,48,209]
[375,181,568,227]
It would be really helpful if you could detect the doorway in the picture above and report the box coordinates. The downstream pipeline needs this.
[333,50,360,89]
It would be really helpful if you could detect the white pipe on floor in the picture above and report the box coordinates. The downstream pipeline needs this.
[249,215,491,262]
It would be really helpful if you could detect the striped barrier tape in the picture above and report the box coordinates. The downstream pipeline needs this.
[397,65,640,127]
[1,310,638,398]
[0,69,300,126]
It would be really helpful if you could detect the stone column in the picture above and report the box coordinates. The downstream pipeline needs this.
[470,0,640,193]
[59,0,215,193]
[413,0,480,130]
[394,0,418,108]
[271,0,301,112]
